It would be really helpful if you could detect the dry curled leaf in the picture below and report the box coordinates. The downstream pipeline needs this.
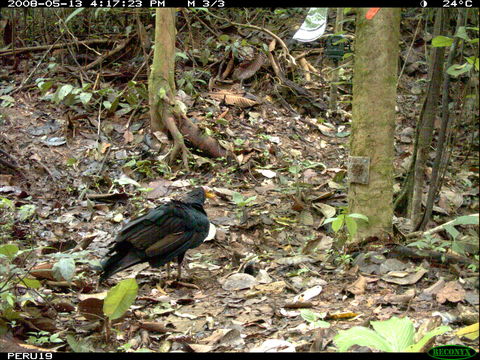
[436,281,466,304]
[78,298,104,321]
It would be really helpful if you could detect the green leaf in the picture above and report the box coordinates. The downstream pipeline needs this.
[66,335,94,352]
[0,197,14,209]
[288,165,301,174]
[347,213,369,222]
[332,216,344,232]
[52,257,76,282]
[453,214,479,226]
[244,195,257,205]
[19,278,41,289]
[451,241,465,255]
[37,80,54,93]
[443,223,460,240]
[345,216,358,237]
[405,326,451,352]
[124,159,136,167]
[65,8,85,24]
[66,158,78,166]
[103,100,112,110]
[466,56,479,71]
[116,176,141,188]
[218,34,230,42]
[79,92,92,105]
[18,204,36,221]
[0,244,19,260]
[447,63,473,77]
[232,192,244,205]
[431,36,453,47]
[300,309,318,323]
[158,87,167,100]
[108,96,120,112]
[370,317,415,351]
[175,52,188,60]
[103,278,138,320]
[455,26,470,41]
[334,326,393,352]
[322,217,337,225]
[57,84,74,101]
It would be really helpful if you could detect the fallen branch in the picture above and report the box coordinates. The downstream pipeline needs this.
[405,213,479,239]
[0,38,115,57]
[83,34,136,70]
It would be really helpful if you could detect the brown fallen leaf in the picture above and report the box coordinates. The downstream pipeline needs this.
[436,281,466,304]
[222,273,257,291]
[0,334,56,352]
[185,343,214,352]
[347,275,367,295]
[0,174,12,186]
[384,288,416,304]
[381,268,427,285]
[78,298,105,321]
[53,300,76,312]
[123,130,134,143]
[29,317,57,333]
[139,321,170,333]
[30,263,56,281]
[283,302,313,309]
[199,329,230,345]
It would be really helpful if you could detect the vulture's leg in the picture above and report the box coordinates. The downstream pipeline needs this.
[176,253,186,280]
[166,262,171,279]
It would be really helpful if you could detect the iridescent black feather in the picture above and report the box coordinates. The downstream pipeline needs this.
[99,188,209,282]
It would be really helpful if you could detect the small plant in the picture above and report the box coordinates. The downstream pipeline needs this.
[36,78,147,116]
[408,214,479,256]
[336,253,354,266]
[0,243,42,334]
[334,316,451,352]
[102,278,138,341]
[0,197,15,242]
[231,192,257,220]
[468,255,479,272]
[322,208,369,242]
[26,331,64,346]
[233,138,246,147]
[286,267,309,277]
[232,192,257,208]
[177,70,209,95]
[117,342,134,352]
[123,158,172,179]
[300,309,330,329]
[103,278,138,321]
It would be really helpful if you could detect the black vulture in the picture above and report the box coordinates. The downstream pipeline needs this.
[99,187,212,282]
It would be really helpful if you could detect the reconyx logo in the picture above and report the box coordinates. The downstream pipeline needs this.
[428,345,478,360]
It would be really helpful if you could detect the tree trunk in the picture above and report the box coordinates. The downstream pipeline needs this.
[148,9,189,167]
[329,8,344,111]
[148,9,227,166]
[409,9,446,229]
[347,8,400,242]
[420,9,464,230]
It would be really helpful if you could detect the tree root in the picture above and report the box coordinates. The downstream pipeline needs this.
[176,113,227,159]
[163,116,190,169]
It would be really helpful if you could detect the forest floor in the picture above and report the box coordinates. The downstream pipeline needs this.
[0,12,479,352]
[1,80,478,352]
